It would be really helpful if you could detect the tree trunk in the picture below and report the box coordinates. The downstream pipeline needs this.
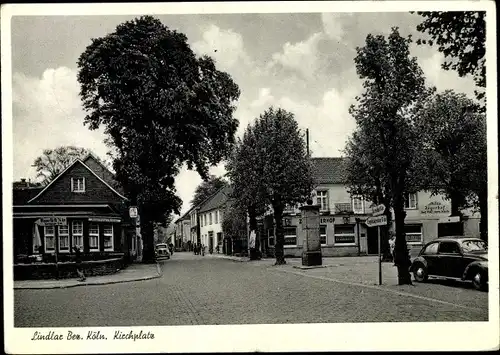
[141,219,156,264]
[393,195,412,285]
[478,189,488,242]
[273,204,286,265]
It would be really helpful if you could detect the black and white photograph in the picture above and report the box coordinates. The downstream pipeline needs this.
[2,1,498,353]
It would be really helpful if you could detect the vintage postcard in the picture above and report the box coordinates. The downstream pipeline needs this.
[2,1,498,353]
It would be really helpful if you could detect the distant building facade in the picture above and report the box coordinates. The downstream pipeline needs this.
[261,157,481,257]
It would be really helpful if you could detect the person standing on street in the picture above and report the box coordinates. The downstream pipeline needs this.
[73,246,86,281]
[389,234,396,266]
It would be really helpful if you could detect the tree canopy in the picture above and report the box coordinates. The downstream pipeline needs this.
[414,90,487,240]
[191,175,228,208]
[413,11,486,106]
[347,27,432,284]
[226,107,314,264]
[77,16,240,262]
[32,146,104,185]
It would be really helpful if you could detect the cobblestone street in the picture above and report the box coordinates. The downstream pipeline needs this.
[14,252,488,327]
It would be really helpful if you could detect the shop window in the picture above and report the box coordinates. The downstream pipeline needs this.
[404,193,417,209]
[320,225,327,245]
[71,177,85,192]
[316,191,329,211]
[334,224,355,244]
[103,224,114,251]
[352,196,364,214]
[72,221,84,250]
[404,224,423,244]
[58,224,69,252]
[89,223,100,251]
[44,225,55,252]
[284,226,297,247]
[268,229,275,247]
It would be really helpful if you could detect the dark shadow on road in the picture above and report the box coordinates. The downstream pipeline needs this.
[425,277,488,292]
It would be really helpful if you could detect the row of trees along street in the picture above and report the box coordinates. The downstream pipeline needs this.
[36,12,485,284]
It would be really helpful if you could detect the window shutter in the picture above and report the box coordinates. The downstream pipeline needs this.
[83,177,86,192]
[71,177,74,191]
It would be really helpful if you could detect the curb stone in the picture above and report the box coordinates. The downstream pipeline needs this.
[14,264,162,290]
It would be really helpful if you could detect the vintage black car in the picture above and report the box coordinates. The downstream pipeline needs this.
[410,237,488,291]
[155,243,171,260]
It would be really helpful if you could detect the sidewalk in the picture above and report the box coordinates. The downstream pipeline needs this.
[14,262,162,290]
[205,253,384,267]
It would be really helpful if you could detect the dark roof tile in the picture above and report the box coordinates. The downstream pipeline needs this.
[311,157,348,184]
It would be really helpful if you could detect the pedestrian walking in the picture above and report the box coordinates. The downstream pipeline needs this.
[389,234,396,266]
[73,246,86,281]
[201,244,205,256]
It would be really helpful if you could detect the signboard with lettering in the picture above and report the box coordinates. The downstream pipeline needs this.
[41,216,67,226]
[420,201,450,215]
[366,215,387,227]
[88,217,121,223]
[371,204,386,216]
[129,207,138,218]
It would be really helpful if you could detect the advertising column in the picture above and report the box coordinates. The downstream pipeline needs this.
[300,204,322,266]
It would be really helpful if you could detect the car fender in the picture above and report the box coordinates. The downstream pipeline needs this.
[462,261,488,281]
[410,256,428,272]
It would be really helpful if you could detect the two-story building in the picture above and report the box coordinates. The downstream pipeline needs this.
[174,208,194,249]
[13,154,138,261]
[261,157,482,257]
[198,185,233,253]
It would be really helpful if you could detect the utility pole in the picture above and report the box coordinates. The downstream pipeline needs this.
[306,128,310,156]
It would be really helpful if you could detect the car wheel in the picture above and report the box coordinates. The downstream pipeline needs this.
[413,263,428,282]
[472,270,487,291]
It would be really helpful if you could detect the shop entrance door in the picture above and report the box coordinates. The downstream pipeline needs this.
[438,222,464,237]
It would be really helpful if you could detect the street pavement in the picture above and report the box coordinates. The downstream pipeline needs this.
[14,252,488,327]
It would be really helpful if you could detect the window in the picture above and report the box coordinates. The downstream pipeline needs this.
[268,229,275,247]
[58,224,69,252]
[44,225,55,252]
[209,212,213,225]
[103,224,114,251]
[404,224,423,244]
[284,226,297,247]
[71,177,85,192]
[438,241,461,254]
[72,221,84,249]
[320,225,327,245]
[352,196,364,214]
[200,214,204,227]
[316,191,329,211]
[204,214,207,226]
[404,193,417,209]
[422,242,439,255]
[89,223,99,251]
[461,240,487,253]
[334,225,355,244]
[215,210,219,224]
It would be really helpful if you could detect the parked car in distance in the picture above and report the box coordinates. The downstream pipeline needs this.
[155,243,171,260]
[410,237,488,291]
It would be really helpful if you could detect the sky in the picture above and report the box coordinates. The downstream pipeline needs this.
[9,10,478,217]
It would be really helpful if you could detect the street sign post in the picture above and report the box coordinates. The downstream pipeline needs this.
[366,214,387,285]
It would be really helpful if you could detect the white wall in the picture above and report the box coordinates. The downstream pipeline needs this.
[199,209,223,247]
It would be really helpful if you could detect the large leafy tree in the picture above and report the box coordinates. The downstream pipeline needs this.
[226,124,267,255]
[413,11,486,107]
[349,28,432,284]
[191,175,228,207]
[77,16,240,262]
[33,146,103,185]
[221,205,248,244]
[414,90,487,241]
[227,108,314,265]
